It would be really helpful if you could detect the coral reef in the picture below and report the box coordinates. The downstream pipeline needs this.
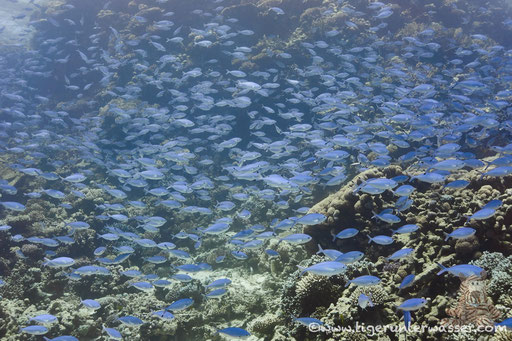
[249,313,283,337]
[1,0,512,340]
[280,255,344,319]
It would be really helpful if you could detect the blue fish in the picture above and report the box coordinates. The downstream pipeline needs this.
[231,250,248,260]
[334,251,364,264]
[102,325,122,340]
[81,299,101,310]
[397,298,427,311]
[166,298,194,312]
[437,263,485,278]
[43,336,79,341]
[444,227,476,241]
[317,244,343,260]
[496,317,512,330]
[368,235,394,245]
[20,325,48,335]
[117,316,144,326]
[399,274,415,290]
[345,275,381,287]
[358,293,374,309]
[386,248,414,261]
[332,228,359,241]
[217,327,251,339]
[295,213,327,226]
[391,224,419,235]
[298,261,347,277]
[0,201,26,211]
[29,314,58,324]
[465,208,496,222]
[482,199,503,210]
[291,315,324,326]
[443,179,470,190]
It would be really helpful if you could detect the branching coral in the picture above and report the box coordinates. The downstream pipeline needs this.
[470,252,512,302]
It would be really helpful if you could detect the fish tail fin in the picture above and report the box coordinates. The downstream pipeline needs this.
[482,160,491,170]
[353,180,366,193]
[367,235,372,244]
[297,265,306,276]
[475,169,485,180]
[403,311,411,330]
[443,232,449,241]
[316,244,324,255]
[436,262,447,275]
[344,280,351,287]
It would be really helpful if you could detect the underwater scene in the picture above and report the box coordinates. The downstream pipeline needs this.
[2,0,512,340]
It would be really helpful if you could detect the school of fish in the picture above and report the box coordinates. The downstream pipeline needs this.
[1,0,512,339]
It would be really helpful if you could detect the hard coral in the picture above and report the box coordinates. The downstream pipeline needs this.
[295,273,339,314]
[471,252,512,301]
